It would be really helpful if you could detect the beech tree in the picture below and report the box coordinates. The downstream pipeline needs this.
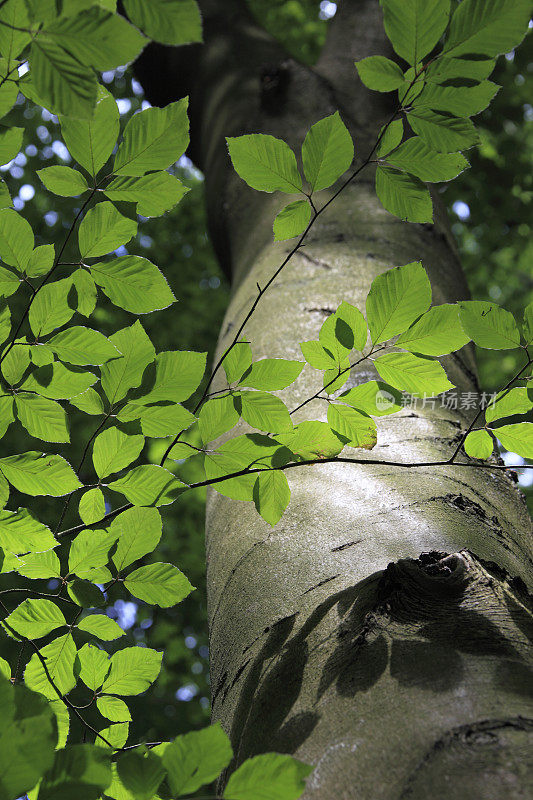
[135,1,533,797]
[0,1,531,799]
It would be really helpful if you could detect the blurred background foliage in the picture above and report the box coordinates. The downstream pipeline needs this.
[0,0,530,754]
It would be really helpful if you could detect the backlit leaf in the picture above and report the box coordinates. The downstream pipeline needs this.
[79,201,137,259]
[123,0,202,44]
[102,647,162,696]
[493,423,533,459]
[301,112,353,192]
[162,723,233,797]
[386,138,469,182]
[375,352,454,396]
[253,470,290,526]
[238,391,292,433]
[464,429,493,459]
[485,388,533,423]
[111,506,162,571]
[101,321,155,404]
[114,98,189,176]
[108,464,185,507]
[223,753,313,800]
[91,255,175,314]
[79,643,110,690]
[380,0,451,65]
[103,172,189,217]
[458,301,520,350]
[375,166,433,223]
[78,487,106,525]
[125,562,194,607]
[273,199,311,241]
[24,633,77,699]
[444,0,531,58]
[15,393,70,443]
[60,85,119,176]
[78,615,125,641]
[407,109,479,153]
[355,55,404,91]
[5,598,66,639]
[366,262,432,344]
[396,303,471,354]
[93,427,144,479]
[0,452,81,496]
[239,359,304,391]
[327,404,377,448]
[37,166,89,196]
[227,134,302,193]
[0,208,33,270]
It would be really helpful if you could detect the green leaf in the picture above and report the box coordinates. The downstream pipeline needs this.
[227,134,302,193]
[413,80,500,117]
[79,201,137,259]
[238,390,292,433]
[96,696,131,722]
[198,395,239,444]
[0,301,10,347]
[224,753,313,800]
[327,404,377,448]
[493,423,533,459]
[103,172,189,217]
[47,325,119,366]
[376,118,404,157]
[380,0,451,65]
[14,549,61,580]
[338,381,403,416]
[355,55,404,91]
[223,341,253,384]
[118,401,196,438]
[407,109,479,153]
[96,721,129,750]
[125,562,194,607]
[79,643,110,690]
[101,321,155,404]
[464,429,493,459]
[0,265,20,298]
[275,420,344,459]
[38,744,112,800]
[30,343,54,367]
[135,350,206,404]
[60,85,119,176]
[396,303,471,354]
[26,243,55,278]
[458,301,520,350]
[162,723,233,796]
[375,166,433,223]
[239,359,304,391]
[111,506,162,571]
[375,352,454,396]
[29,38,98,119]
[42,7,145,71]
[15,393,70,443]
[273,199,312,241]
[68,527,117,580]
[93,428,144,479]
[0,677,57,800]
[301,111,354,192]
[0,507,58,556]
[37,165,89,196]
[386,137,469,182]
[0,126,22,166]
[116,750,165,800]
[78,488,106,525]
[5,598,66,639]
[24,633,77,699]
[91,255,175,314]
[108,464,184,507]
[322,301,368,355]
[71,266,97,317]
[114,98,189,176]
[0,452,81,496]
[0,393,14,440]
[29,277,75,336]
[102,647,162,696]
[0,208,33,270]
[78,614,125,641]
[123,0,202,44]
[70,387,105,415]
[486,388,533,423]
[444,0,531,58]
[0,657,9,679]
[21,362,96,400]
[0,0,32,60]
[253,470,290,526]
[0,178,10,208]
[67,578,106,608]
[366,262,432,344]
[1,341,29,384]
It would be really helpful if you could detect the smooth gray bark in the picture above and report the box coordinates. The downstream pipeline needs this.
[137,2,533,796]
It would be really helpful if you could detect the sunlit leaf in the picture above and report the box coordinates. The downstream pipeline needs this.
[253,470,290,526]
[93,427,144,479]
[396,303,471,354]
[91,255,175,314]
[79,201,137,259]
[37,165,89,196]
[111,506,162,571]
[125,562,194,607]
[464,429,493,459]
[458,301,520,350]
[103,172,189,217]
[375,166,433,223]
[227,134,302,193]
[102,647,163,696]
[60,85,119,176]
[223,753,313,800]
[374,352,454,396]
[273,199,311,241]
[301,111,353,192]
[366,262,431,344]
[0,452,81,496]
[162,723,233,796]
[114,98,189,176]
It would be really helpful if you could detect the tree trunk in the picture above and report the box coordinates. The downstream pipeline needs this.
[136,2,533,796]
